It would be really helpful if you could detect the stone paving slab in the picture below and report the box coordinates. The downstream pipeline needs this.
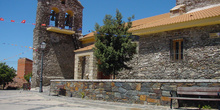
[0,89,173,110]
[0,90,111,110]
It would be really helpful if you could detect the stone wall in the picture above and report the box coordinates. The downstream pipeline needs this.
[74,50,98,80]
[176,0,220,12]
[50,79,220,107]
[118,24,220,79]
[32,0,83,87]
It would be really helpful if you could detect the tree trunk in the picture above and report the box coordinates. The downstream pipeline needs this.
[3,83,5,90]
[113,67,116,79]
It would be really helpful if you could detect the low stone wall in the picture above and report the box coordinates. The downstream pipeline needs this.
[50,79,220,106]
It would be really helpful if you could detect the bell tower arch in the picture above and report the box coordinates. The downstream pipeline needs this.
[32,0,83,87]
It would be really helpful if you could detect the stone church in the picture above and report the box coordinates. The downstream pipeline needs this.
[75,0,220,80]
[32,0,220,87]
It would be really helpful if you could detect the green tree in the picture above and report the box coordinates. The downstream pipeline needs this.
[0,62,16,89]
[24,73,32,83]
[94,9,136,79]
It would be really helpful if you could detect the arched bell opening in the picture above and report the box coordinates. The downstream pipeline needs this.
[65,10,74,30]
[50,7,60,27]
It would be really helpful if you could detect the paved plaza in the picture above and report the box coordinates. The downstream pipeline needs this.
[0,88,172,110]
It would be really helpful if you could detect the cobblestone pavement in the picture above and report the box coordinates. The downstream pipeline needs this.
[0,88,172,110]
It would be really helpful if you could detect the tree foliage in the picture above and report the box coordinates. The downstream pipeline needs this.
[0,62,16,89]
[94,9,136,78]
[24,73,32,83]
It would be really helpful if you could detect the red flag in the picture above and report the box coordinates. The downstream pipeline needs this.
[41,24,46,26]
[11,20,15,22]
[21,20,26,23]
[0,18,4,21]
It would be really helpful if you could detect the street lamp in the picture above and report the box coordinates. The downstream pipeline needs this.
[39,41,46,93]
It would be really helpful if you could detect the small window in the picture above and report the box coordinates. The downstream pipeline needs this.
[171,39,183,60]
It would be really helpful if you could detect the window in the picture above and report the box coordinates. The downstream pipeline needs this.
[171,39,183,60]
[50,10,59,27]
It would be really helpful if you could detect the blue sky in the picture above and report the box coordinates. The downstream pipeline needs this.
[0,0,176,70]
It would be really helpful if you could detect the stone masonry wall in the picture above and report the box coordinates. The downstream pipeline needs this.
[32,0,83,87]
[50,79,220,107]
[176,0,220,12]
[118,24,220,79]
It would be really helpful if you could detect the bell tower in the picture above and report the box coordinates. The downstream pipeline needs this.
[32,0,83,87]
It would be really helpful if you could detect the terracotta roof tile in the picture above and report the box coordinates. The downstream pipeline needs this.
[82,14,170,39]
[131,13,170,27]
[81,32,94,39]
[74,44,95,52]
[82,5,220,38]
[130,5,220,32]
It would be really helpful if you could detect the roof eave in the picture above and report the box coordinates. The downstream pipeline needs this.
[74,48,93,53]
[131,16,220,36]
[79,36,95,41]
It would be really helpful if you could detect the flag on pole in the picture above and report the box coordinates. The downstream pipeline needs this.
[11,20,15,22]
[21,20,26,23]
[0,18,4,21]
